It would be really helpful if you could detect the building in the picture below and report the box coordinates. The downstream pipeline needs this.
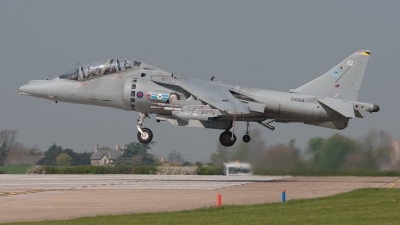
[90,144,124,166]
[4,156,44,166]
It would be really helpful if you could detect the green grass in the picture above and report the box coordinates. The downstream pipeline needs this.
[5,188,400,225]
[0,166,31,174]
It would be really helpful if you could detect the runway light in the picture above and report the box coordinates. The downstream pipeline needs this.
[282,189,286,202]
[218,194,222,207]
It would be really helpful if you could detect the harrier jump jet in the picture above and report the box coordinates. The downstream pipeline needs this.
[19,50,379,146]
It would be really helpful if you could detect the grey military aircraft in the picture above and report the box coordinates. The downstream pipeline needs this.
[19,50,379,146]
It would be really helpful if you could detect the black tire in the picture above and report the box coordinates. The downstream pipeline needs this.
[219,132,237,147]
[137,128,153,143]
[243,135,251,143]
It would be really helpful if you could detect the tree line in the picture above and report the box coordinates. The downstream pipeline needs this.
[0,130,42,165]
[3,128,398,171]
[209,129,400,172]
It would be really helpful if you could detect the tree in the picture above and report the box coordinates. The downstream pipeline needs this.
[39,144,63,165]
[56,153,71,166]
[7,141,42,157]
[0,130,17,165]
[27,145,42,156]
[130,155,144,166]
[310,134,359,169]
[210,145,231,166]
[230,129,267,164]
[306,137,326,154]
[182,161,193,166]
[167,150,184,163]
[115,141,157,165]
[257,139,302,170]
[63,148,91,165]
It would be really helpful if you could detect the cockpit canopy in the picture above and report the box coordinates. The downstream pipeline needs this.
[59,59,142,81]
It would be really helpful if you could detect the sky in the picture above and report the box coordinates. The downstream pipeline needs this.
[1,1,399,161]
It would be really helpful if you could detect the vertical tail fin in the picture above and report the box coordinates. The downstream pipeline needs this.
[290,50,370,101]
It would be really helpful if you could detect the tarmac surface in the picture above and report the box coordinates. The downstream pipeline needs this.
[0,175,399,223]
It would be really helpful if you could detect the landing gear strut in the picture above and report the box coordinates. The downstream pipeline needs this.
[137,112,153,143]
[243,121,251,143]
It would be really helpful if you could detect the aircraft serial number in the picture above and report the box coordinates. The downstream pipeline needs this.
[291,97,305,102]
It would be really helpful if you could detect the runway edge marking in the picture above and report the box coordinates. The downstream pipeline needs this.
[381,178,400,188]
[0,180,147,197]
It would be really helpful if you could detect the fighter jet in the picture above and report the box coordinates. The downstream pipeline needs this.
[19,50,379,146]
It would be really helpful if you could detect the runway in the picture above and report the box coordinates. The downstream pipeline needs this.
[0,174,286,192]
[0,175,398,223]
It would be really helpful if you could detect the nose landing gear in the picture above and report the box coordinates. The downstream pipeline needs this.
[137,112,153,143]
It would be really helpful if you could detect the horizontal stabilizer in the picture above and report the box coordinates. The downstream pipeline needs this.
[318,98,355,118]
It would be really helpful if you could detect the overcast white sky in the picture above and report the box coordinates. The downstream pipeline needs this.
[1,1,399,161]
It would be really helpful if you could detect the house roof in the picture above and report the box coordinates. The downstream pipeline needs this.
[90,150,122,160]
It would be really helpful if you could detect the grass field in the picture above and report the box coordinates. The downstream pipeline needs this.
[0,166,31,174]
[6,188,400,225]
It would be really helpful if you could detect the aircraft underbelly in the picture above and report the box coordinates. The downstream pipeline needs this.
[269,101,344,122]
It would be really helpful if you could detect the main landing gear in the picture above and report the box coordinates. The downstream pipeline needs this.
[219,117,237,147]
[218,120,276,147]
[219,130,237,147]
[219,119,251,146]
[137,112,153,143]
[242,121,251,143]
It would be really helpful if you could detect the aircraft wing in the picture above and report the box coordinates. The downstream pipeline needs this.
[153,78,250,115]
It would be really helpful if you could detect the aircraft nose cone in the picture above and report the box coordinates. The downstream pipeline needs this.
[19,84,30,95]
[18,80,49,97]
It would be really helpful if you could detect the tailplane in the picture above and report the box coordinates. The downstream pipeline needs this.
[290,50,370,101]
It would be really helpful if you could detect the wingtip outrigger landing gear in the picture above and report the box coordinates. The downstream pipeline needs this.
[137,112,153,143]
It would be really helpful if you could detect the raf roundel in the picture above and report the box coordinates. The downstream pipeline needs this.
[332,70,340,78]
[137,91,144,98]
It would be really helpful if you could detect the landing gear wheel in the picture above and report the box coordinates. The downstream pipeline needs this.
[243,135,251,143]
[219,132,237,147]
[137,128,153,144]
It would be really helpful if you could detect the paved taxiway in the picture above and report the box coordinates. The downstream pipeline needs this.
[0,175,398,223]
